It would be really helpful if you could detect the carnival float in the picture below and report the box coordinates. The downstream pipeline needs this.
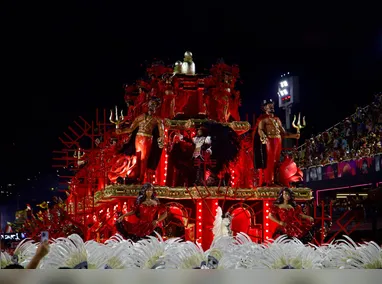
[18,51,331,249]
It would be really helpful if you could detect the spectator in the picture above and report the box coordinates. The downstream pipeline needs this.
[298,94,382,168]
[4,241,49,269]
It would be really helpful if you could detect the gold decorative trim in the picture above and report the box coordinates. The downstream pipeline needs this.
[94,185,312,204]
[163,118,250,133]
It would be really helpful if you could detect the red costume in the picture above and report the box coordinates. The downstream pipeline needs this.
[253,113,283,185]
[270,205,313,239]
[119,203,167,237]
[253,99,300,186]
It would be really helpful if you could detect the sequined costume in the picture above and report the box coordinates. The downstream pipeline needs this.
[270,205,313,240]
[116,203,167,241]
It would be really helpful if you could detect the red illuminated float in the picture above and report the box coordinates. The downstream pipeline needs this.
[26,51,314,249]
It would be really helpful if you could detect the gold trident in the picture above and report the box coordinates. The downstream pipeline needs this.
[109,105,124,129]
[73,148,85,166]
[292,113,306,134]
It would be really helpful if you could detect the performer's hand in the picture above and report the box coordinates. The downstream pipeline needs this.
[308,216,314,223]
[279,221,286,227]
[294,133,300,139]
[157,137,164,148]
[116,129,122,135]
[260,136,268,144]
[152,220,158,227]
[117,215,124,222]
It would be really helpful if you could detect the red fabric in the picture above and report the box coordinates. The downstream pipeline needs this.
[270,205,313,238]
[135,134,153,182]
[279,156,303,187]
[121,203,167,237]
[108,155,136,183]
[175,90,190,114]
[264,137,282,184]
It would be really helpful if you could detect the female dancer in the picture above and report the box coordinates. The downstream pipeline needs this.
[268,188,315,243]
[116,183,168,242]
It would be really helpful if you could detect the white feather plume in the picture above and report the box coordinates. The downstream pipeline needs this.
[212,206,230,239]
[160,240,205,269]
[1,251,13,268]
[39,234,88,269]
[13,238,37,267]
[84,240,109,269]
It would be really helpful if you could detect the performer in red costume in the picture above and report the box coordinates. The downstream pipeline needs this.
[116,97,164,183]
[253,99,300,186]
[116,183,168,242]
[269,188,314,243]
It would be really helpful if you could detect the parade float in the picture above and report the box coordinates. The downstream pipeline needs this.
[20,51,319,249]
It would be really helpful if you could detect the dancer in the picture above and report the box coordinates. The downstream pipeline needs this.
[116,97,164,183]
[253,99,300,186]
[116,183,168,242]
[268,188,314,243]
[192,126,212,185]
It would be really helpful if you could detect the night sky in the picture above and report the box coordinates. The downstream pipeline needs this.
[1,3,381,214]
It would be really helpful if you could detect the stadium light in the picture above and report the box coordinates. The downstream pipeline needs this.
[277,73,300,132]
[278,74,299,108]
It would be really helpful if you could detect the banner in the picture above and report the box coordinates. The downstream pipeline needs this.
[338,160,357,178]
[375,154,381,172]
[356,157,374,175]
[303,154,382,183]
[322,163,338,180]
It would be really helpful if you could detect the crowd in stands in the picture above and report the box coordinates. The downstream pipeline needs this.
[296,94,382,168]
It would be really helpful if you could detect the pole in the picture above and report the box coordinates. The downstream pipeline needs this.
[285,105,292,131]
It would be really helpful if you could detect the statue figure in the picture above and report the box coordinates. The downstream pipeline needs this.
[253,99,300,186]
[116,97,164,183]
[173,61,182,76]
[181,51,195,75]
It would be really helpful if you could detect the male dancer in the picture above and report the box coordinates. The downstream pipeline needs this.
[253,99,299,186]
[116,97,164,183]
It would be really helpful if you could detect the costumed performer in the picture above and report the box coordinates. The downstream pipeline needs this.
[253,99,300,186]
[268,188,315,244]
[116,183,168,242]
[171,121,240,186]
[116,97,164,183]
[192,126,213,185]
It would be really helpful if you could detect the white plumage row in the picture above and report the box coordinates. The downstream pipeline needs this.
[2,233,381,269]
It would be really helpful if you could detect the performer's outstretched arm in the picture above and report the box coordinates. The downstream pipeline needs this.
[116,115,142,134]
[299,213,314,222]
[268,212,286,227]
[117,210,135,222]
[276,118,300,139]
[152,210,167,227]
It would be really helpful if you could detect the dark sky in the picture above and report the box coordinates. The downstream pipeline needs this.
[1,3,382,201]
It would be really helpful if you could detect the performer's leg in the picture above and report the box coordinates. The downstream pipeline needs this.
[274,138,283,184]
[135,136,153,183]
[195,157,204,185]
[264,140,276,185]
[257,169,264,186]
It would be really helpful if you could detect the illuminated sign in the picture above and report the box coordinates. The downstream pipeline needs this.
[0,233,26,241]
